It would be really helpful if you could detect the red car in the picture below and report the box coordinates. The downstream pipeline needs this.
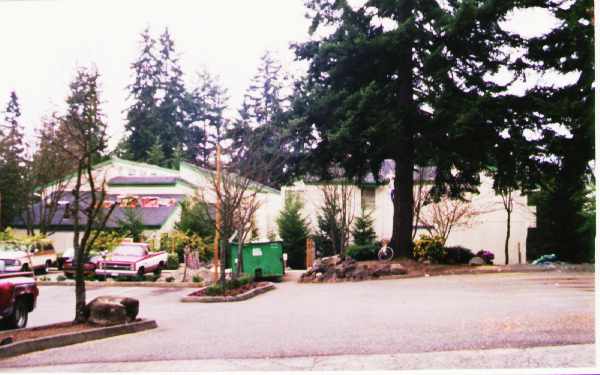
[0,263,39,329]
[62,248,102,278]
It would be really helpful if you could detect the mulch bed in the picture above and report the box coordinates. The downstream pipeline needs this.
[359,259,492,277]
[0,319,142,344]
[189,282,268,297]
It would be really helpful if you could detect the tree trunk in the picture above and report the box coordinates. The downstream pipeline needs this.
[74,253,86,323]
[390,156,415,258]
[388,0,415,259]
[236,241,243,278]
[219,239,227,288]
[504,210,511,265]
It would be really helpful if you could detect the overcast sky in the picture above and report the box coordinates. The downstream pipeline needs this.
[0,0,561,151]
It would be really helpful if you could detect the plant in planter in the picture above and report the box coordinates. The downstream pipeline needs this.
[476,250,495,265]
[413,235,446,263]
[443,246,475,264]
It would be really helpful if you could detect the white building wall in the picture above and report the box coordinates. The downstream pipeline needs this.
[282,174,536,265]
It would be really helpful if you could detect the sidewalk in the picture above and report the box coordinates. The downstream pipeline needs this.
[2,344,594,372]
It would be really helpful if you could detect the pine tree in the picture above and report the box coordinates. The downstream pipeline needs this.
[352,210,376,246]
[0,91,28,229]
[146,136,166,167]
[226,51,289,187]
[156,28,188,162]
[290,0,538,257]
[186,70,229,167]
[124,28,162,161]
[276,195,309,269]
[524,0,594,263]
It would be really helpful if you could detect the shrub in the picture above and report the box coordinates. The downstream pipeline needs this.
[476,250,495,264]
[192,275,203,283]
[443,246,475,264]
[205,284,224,296]
[145,274,160,282]
[205,275,253,296]
[346,243,378,261]
[56,275,66,282]
[414,235,446,263]
[166,253,180,270]
[165,276,175,283]
[351,210,376,246]
[277,196,309,269]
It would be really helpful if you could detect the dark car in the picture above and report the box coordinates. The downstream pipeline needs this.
[0,261,39,329]
[63,249,102,278]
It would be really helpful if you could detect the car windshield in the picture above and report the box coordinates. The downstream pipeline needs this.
[0,242,26,252]
[112,245,146,257]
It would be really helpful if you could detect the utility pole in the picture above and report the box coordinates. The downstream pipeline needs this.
[213,144,221,283]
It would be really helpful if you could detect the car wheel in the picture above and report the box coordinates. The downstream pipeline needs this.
[137,267,145,277]
[153,263,163,277]
[21,263,30,272]
[6,298,28,329]
[41,260,52,274]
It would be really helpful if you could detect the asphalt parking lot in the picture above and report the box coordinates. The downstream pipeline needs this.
[0,271,594,370]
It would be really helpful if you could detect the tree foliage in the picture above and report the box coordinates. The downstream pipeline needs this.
[0,91,27,230]
[276,195,309,269]
[289,0,535,257]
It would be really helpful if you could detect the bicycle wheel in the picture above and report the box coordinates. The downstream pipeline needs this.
[378,246,394,261]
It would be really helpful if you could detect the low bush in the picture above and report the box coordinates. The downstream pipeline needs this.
[56,275,66,282]
[144,274,160,282]
[192,275,203,283]
[165,276,175,283]
[476,250,495,264]
[346,243,378,261]
[414,235,446,263]
[166,253,180,270]
[443,246,475,264]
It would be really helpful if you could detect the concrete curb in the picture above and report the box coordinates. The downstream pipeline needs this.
[37,280,205,288]
[181,282,275,303]
[0,319,157,359]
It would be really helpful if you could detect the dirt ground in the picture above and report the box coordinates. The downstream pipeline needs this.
[356,259,594,278]
[0,322,96,343]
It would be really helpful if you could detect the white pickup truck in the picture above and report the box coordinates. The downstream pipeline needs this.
[95,242,168,278]
[0,242,57,274]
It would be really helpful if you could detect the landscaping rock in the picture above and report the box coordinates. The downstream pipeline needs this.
[300,256,407,283]
[85,296,139,326]
[390,264,407,275]
[469,257,485,266]
[371,263,391,277]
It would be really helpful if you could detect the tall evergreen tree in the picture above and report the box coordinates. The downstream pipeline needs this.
[156,28,188,165]
[226,51,289,187]
[290,0,537,257]
[124,28,162,162]
[524,0,594,262]
[124,27,192,168]
[186,70,229,167]
[0,91,27,229]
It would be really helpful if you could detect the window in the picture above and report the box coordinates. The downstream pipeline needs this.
[361,187,375,213]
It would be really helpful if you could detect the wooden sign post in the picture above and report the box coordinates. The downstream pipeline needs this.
[306,238,315,269]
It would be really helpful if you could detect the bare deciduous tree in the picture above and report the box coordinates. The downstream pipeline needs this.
[318,181,356,257]
[58,68,117,322]
[417,196,481,245]
[22,115,75,236]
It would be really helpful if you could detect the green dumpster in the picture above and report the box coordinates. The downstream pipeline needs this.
[228,241,285,278]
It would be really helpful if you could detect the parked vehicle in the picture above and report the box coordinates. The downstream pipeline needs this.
[62,250,102,279]
[0,261,39,329]
[0,242,57,274]
[95,242,167,279]
[56,248,75,270]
